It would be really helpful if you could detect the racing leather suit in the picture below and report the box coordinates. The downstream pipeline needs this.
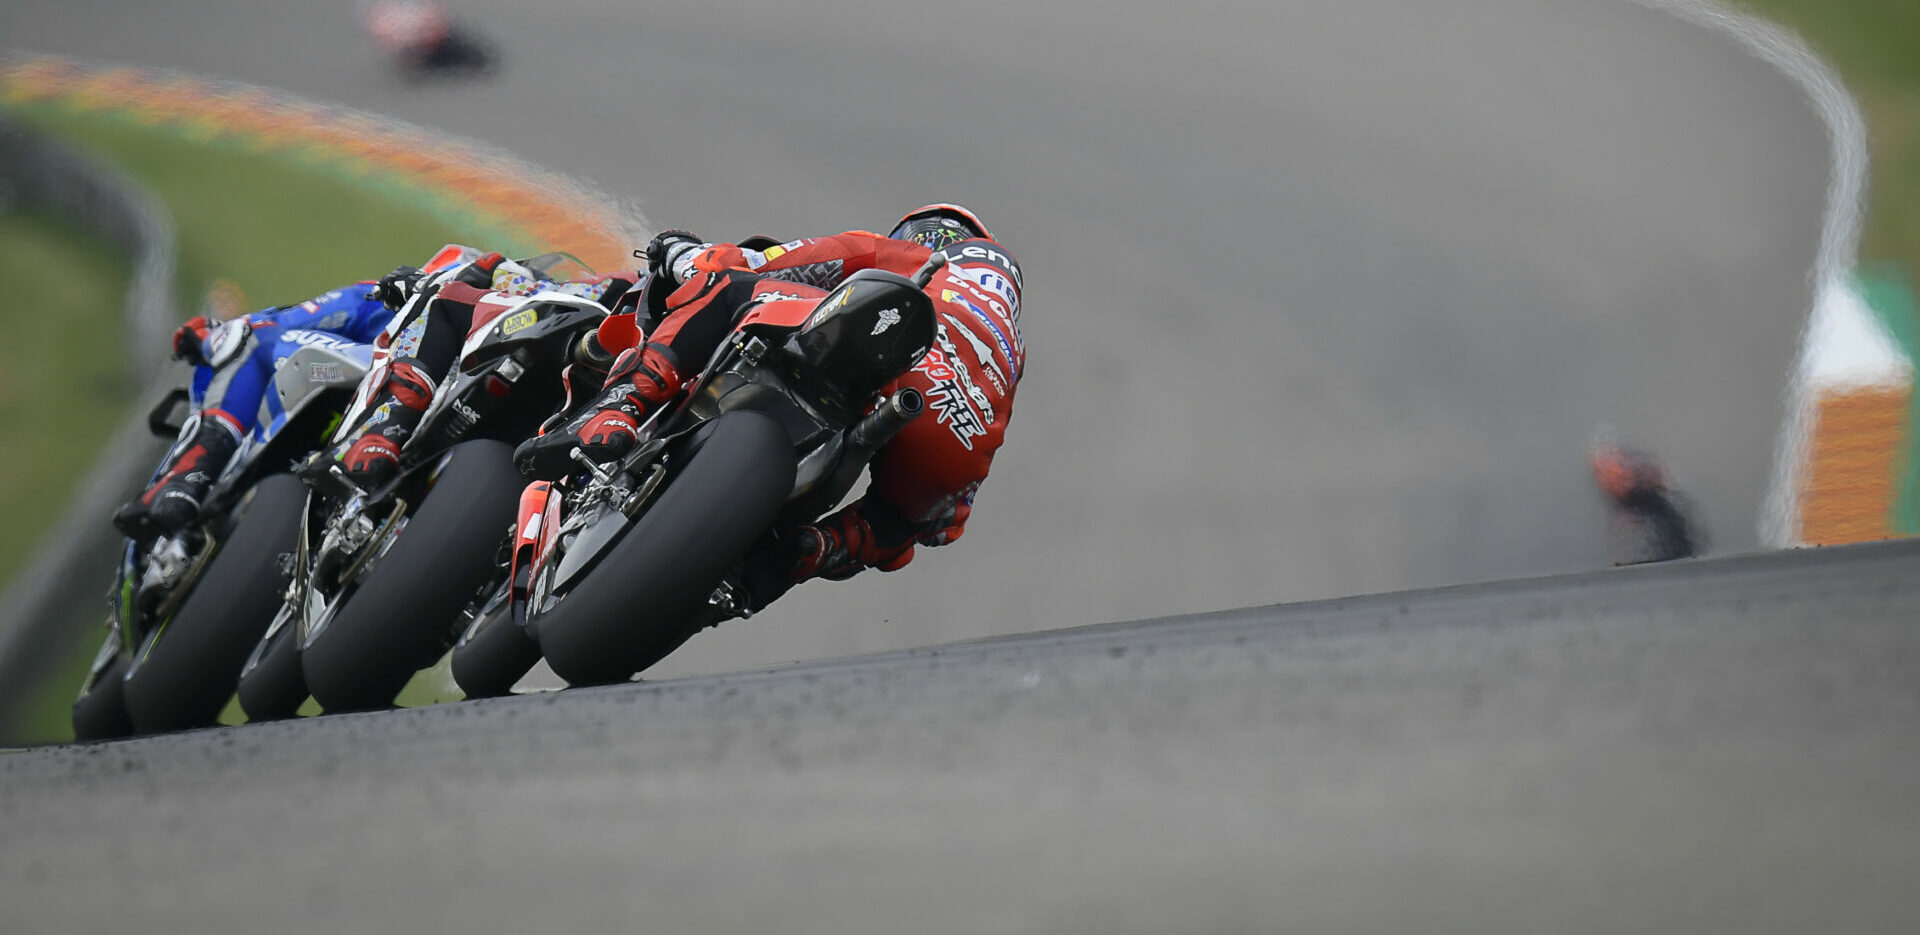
[567,229,1025,580]
[115,284,394,536]
[317,252,637,487]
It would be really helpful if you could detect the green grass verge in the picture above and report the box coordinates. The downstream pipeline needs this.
[0,209,135,747]
[1729,2,1920,534]
[1,106,509,744]
[0,207,130,585]
[8,105,492,316]
[1729,2,1920,277]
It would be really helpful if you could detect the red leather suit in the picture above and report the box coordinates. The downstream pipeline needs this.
[636,230,1025,564]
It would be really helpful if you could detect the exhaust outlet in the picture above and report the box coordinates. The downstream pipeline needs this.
[848,388,924,456]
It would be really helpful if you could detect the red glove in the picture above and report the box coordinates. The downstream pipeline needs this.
[171,316,214,365]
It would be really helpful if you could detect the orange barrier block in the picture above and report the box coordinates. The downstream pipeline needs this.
[1800,385,1911,544]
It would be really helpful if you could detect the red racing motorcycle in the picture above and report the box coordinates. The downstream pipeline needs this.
[449,257,945,693]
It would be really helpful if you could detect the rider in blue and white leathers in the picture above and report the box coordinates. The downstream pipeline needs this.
[112,282,395,536]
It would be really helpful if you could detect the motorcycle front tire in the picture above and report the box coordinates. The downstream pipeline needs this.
[450,597,542,700]
[236,611,305,722]
[71,653,133,742]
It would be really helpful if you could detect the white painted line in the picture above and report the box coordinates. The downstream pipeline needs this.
[1624,0,1874,547]
[1804,277,1912,390]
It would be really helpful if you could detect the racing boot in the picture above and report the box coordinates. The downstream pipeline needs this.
[514,343,680,479]
[787,499,918,584]
[303,358,437,493]
[113,412,243,537]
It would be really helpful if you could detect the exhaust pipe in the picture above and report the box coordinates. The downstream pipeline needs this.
[797,388,926,507]
[847,387,924,458]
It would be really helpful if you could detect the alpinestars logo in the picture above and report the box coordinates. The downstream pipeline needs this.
[872,308,901,336]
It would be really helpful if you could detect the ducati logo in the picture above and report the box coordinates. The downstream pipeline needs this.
[872,308,901,336]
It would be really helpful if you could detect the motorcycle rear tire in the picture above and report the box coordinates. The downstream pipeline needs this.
[535,411,794,686]
[449,600,541,699]
[300,440,522,713]
[122,474,307,734]
[235,615,305,722]
[71,653,133,742]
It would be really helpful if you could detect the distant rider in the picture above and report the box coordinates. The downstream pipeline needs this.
[515,203,1026,597]
[1590,439,1701,564]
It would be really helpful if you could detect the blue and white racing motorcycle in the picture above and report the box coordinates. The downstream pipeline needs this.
[72,329,373,740]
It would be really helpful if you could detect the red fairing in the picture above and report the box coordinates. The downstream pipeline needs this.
[736,300,810,330]
[421,243,485,275]
[515,481,553,546]
[594,312,643,356]
[724,280,832,330]
[510,480,555,610]
[465,293,519,340]
[529,481,566,588]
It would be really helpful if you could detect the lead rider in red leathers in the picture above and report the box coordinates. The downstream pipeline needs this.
[516,204,1025,592]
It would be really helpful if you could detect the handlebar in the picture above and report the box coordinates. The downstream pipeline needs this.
[912,253,948,289]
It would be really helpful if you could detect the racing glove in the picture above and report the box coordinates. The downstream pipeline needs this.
[645,229,706,287]
[371,265,425,310]
[171,316,214,366]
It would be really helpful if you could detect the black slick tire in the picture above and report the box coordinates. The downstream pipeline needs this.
[235,617,305,722]
[300,440,523,713]
[122,474,306,734]
[71,653,133,742]
[535,411,794,686]
[449,600,542,699]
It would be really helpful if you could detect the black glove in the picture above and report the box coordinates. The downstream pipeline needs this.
[370,265,424,310]
[644,229,704,286]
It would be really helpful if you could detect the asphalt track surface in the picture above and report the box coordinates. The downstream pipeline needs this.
[6,540,1919,932]
[2,3,1894,931]
[1,0,1830,675]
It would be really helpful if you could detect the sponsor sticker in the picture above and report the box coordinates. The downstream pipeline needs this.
[806,285,856,329]
[942,313,1008,394]
[939,242,1024,288]
[941,287,1021,379]
[916,323,997,450]
[284,330,363,353]
[500,309,539,336]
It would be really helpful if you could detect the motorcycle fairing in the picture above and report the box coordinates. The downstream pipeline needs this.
[459,293,609,370]
[787,271,936,402]
[508,480,554,631]
[735,296,819,332]
[410,296,607,455]
[261,339,373,438]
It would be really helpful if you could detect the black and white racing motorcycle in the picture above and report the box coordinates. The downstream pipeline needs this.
[235,255,613,719]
